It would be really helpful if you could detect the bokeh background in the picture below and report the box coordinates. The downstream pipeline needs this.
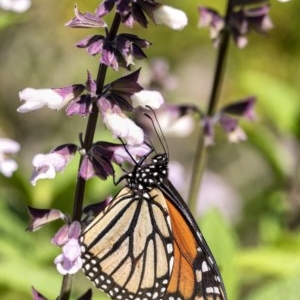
[1,0,300,299]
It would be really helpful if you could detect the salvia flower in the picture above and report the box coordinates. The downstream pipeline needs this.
[221,96,256,120]
[152,5,188,30]
[203,96,256,145]
[76,33,151,70]
[0,0,31,13]
[18,85,85,113]
[101,69,143,110]
[31,144,77,186]
[27,207,67,232]
[66,71,96,116]
[52,221,81,247]
[230,5,273,48]
[53,221,83,275]
[202,116,215,146]
[96,1,188,29]
[112,143,151,164]
[96,0,160,28]
[145,58,178,91]
[131,90,164,109]
[54,237,83,275]
[65,5,107,28]
[198,4,273,48]
[79,156,96,180]
[136,104,196,138]
[66,94,93,116]
[80,142,151,180]
[80,143,115,180]
[198,7,224,46]
[101,100,144,146]
[144,98,255,145]
[103,69,165,110]
[0,138,20,177]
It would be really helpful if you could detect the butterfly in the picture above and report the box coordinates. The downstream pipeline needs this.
[80,148,227,300]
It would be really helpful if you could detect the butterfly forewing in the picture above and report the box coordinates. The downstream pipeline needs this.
[80,187,174,300]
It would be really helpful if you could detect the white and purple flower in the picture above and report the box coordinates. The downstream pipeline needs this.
[0,138,20,177]
[31,144,77,186]
[53,221,82,275]
[0,0,31,13]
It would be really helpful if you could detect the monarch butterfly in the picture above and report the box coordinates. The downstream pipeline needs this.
[80,147,227,300]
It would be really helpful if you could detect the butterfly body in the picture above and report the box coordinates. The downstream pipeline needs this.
[80,153,227,300]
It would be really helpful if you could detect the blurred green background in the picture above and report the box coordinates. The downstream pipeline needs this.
[1,0,300,299]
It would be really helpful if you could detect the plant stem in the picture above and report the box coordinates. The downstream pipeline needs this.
[58,13,121,300]
[59,275,71,300]
[187,1,234,214]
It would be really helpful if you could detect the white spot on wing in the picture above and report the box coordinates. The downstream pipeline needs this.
[167,243,173,254]
[196,269,202,282]
[202,261,209,272]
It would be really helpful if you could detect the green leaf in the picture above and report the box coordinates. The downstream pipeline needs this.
[240,70,300,134]
[245,275,300,300]
[237,246,300,278]
[245,123,288,181]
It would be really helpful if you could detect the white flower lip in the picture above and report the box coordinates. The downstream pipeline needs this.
[0,138,20,153]
[131,90,164,109]
[0,138,20,177]
[54,238,83,275]
[153,5,188,31]
[30,152,72,186]
[18,88,65,113]
[103,112,144,146]
[0,0,31,13]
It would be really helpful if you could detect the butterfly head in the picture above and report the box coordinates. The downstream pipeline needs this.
[127,153,169,192]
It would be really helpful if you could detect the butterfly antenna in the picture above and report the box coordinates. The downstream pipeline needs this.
[144,106,169,157]
[118,138,137,165]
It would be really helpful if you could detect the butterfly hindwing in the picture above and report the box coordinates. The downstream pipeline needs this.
[162,180,227,300]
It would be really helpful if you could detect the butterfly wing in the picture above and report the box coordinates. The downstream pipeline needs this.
[80,187,174,300]
[161,180,227,300]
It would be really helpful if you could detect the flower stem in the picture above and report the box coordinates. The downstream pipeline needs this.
[58,275,71,300]
[187,1,234,214]
[58,13,121,300]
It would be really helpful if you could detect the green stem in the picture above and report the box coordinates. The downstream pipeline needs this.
[58,13,121,300]
[187,1,234,214]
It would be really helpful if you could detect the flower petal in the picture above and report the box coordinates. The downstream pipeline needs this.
[103,112,144,146]
[18,88,65,113]
[79,156,96,180]
[0,138,20,153]
[66,5,106,28]
[112,143,151,164]
[54,238,83,275]
[31,147,76,186]
[131,90,164,109]
[153,5,188,30]
[52,221,81,246]
[0,157,17,177]
[0,0,31,13]
[27,207,66,232]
